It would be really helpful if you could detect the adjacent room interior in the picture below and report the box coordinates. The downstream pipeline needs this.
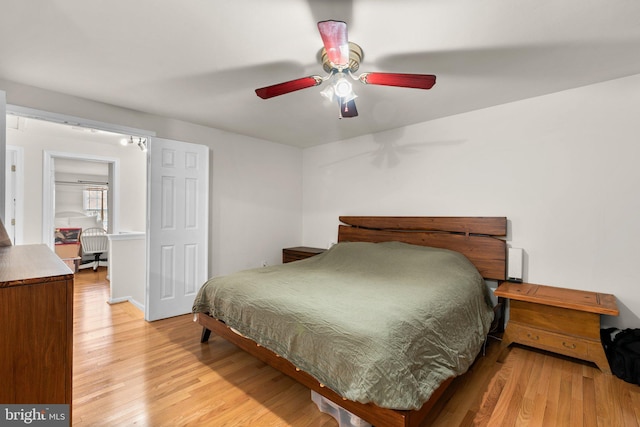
[5,115,148,308]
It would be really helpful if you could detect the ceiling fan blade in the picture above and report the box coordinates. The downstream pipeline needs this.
[255,76,322,99]
[339,98,358,118]
[360,73,436,90]
[318,20,349,67]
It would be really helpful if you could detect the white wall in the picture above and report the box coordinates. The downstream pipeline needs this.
[1,79,303,278]
[302,73,640,329]
[108,233,146,309]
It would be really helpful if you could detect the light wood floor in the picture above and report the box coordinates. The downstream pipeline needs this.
[72,270,640,426]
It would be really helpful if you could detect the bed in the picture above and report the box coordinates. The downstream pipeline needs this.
[193,216,507,427]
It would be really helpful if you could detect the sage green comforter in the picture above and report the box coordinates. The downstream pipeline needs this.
[192,241,494,410]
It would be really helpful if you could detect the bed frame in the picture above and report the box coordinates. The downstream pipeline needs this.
[197,216,507,427]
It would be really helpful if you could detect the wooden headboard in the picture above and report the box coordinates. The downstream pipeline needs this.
[338,216,507,281]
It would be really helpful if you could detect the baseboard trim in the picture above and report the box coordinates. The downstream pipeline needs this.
[108,296,144,312]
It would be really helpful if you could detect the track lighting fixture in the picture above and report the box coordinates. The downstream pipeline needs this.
[120,136,147,152]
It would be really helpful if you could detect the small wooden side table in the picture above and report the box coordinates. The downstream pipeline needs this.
[494,281,619,373]
[282,246,325,263]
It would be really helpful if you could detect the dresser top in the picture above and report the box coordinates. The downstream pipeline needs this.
[495,281,619,316]
[0,244,73,287]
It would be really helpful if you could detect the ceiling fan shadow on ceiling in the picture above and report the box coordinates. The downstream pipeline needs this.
[255,20,436,119]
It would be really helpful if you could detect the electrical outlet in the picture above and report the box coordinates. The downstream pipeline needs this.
[261,260,268,267]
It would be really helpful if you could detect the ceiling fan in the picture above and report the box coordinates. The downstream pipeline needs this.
[255,20,436,118]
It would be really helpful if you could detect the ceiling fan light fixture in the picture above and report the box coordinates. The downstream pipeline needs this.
[333,74,353,98]
[320,85,335,101]
[320,73,357,107]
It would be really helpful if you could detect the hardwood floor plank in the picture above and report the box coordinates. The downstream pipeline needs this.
[486,347,531,426]
[629,387,640,427]
[541,356,562,425]
[582,376,598,427]
[569,361,585,427]
[555,359,573,427]
[473,356,510,425]
[511,349,536,425]
[71,270,638,427]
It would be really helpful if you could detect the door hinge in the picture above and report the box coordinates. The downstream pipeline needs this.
[11,219,16,226]
[11,165,16,172]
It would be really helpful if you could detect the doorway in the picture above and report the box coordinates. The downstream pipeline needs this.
[6,109,150,307]
[43,151,120,248]
[5,110,149,246]
[5,107,209,321]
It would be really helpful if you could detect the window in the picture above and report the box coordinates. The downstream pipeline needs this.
[83,187,108,230]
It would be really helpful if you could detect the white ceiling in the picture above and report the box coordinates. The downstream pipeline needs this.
[1,1,640,148]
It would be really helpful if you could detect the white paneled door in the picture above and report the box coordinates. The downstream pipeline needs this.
[146,137,209,321]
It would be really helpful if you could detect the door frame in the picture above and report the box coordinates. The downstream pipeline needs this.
[5,145,24,244]
[7,105,152,138]
[42,151,120,247]
[0,91,5,224]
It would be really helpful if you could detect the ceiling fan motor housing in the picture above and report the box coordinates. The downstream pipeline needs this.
[322,42,363,73]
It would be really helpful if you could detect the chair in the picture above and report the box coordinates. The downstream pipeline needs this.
[79,227,108,271]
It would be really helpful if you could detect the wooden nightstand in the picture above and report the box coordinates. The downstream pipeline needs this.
[282,246,325,263]
[494,281,619,373]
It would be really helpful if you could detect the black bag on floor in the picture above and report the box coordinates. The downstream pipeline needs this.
[601,327,640,385]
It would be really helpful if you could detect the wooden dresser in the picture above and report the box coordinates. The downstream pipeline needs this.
[495,281,618,373]
[0,244,74,406]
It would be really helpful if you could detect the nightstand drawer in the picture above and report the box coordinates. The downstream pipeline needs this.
[509,322,590,359]
[509,299,600,339]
